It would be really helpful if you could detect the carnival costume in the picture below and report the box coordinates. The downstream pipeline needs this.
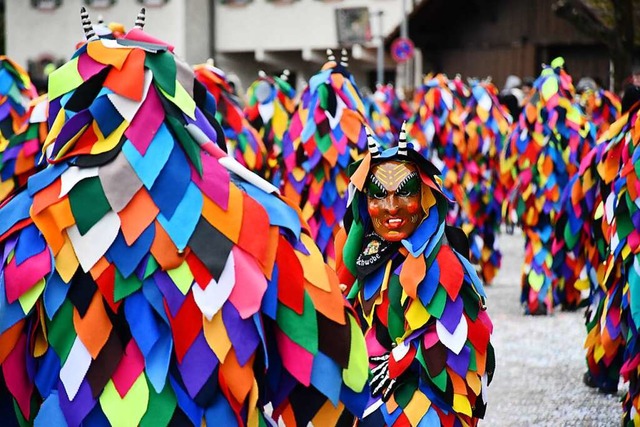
[557,100,640,423]
[364,92,395,149]
[578,87,621,139]
[194,60,269,178]
[0,9,369,426]
[336,125,494,426]
[0,57,39,201]
[457,80,510,284]
[500,57,596,314]
[282,49,368,262]
[373,84,412,138]
[244,70,296,187]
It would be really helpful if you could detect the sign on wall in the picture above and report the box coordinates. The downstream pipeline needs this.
[335,7,371,46]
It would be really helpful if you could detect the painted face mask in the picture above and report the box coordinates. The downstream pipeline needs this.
[366,160,424,241]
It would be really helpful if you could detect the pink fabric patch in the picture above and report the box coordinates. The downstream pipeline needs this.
[228,246,267,319]
[5,248,51,304]
[2,334,33,418]
[275,329,313,386]
[111,340,145,398]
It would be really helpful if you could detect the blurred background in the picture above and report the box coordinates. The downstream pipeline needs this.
[3,0,639,98]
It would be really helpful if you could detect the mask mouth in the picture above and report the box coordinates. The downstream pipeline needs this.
[385,218,404,229]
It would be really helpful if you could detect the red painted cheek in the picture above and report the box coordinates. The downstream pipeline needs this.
[368,204,380,217]
[406,201,420,214]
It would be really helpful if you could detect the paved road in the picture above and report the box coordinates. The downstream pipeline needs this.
[481,231,623,427]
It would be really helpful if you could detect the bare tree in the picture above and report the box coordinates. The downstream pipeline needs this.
[553,0,635,92]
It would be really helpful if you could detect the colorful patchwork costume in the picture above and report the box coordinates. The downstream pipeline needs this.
[336,127,494,426]
[282,49,368,263]
[0,9,369,426]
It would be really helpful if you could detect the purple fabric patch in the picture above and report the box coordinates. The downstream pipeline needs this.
[153,270,187,317]
[439,295,463,334]
[222,303,259,367]
[2,235,18,264]
[52,109,93,158]
[177,332,219,398]
[446,344,470,378]
[58,379,96,427]
[186,108,218,144]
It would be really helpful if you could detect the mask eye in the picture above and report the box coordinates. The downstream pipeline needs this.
[369,189,387,200]
[367,177,387,200]
[396,174,420,197]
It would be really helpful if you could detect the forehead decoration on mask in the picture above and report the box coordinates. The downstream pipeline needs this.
[368,162,418,193]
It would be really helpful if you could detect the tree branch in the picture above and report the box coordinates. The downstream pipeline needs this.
[552,0,615,47]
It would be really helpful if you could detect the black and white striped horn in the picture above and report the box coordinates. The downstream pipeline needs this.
[326,49,336,62]
[340,48,349,67]
[134,8,146,29]
[398,121,408,156]
[367,129,381,158]
[80,7,97,41]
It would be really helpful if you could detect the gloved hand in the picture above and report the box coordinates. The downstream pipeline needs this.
[369,353,398,402]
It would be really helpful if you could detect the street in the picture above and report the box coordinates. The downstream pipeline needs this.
[482,231,623,426]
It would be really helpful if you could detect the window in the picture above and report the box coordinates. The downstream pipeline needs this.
[137,0,169,6]
[83,0,116,7]
[219,0,253,5]
[31,0,62,10]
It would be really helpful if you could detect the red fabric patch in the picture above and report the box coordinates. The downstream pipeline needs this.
[186,251,213,289]
[466,315,490,355]
[437,245,464,300]
[165,292,201,363]
[275,236,304,315]
[95,264,120,313]
[237,193,270,269]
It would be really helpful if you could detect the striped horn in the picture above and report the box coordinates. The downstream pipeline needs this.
[398,121,408,156]
[367,129,381,158]
[80,7,97,41]
[134,8,146,29]
[326,49,336,61]
[340,48,349,67]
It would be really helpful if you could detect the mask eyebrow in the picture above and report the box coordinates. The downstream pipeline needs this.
[396,172,420,193]
[367,175,387,195]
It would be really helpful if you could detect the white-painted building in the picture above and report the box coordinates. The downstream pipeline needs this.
[6,0,420,94]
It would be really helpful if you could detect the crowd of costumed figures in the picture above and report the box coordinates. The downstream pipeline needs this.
[0,6,639,427]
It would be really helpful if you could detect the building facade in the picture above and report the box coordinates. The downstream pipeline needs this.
[6,0,416,95]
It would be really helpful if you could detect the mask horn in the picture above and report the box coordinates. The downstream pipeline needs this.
[134,8,146,29]
[326,49,336,62]
[81,7,97,41]
[340,48,349,67]
[367,129,381,158]
[398,121,408,156]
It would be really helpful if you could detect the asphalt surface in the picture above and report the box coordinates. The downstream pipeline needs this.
[481,231,624,427]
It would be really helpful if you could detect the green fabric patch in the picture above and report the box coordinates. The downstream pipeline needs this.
[114,268,142,302]
[140,379,177,427]
[68,177,111,235]
[427,286,447,319]
[145,51,177,97]
[46,299,76,362]
[276,292,318,353]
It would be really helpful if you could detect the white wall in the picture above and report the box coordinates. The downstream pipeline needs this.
[6,0,187,69]
[215,0,406,52]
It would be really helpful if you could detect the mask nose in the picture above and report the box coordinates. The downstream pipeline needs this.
[383,194,399,215]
